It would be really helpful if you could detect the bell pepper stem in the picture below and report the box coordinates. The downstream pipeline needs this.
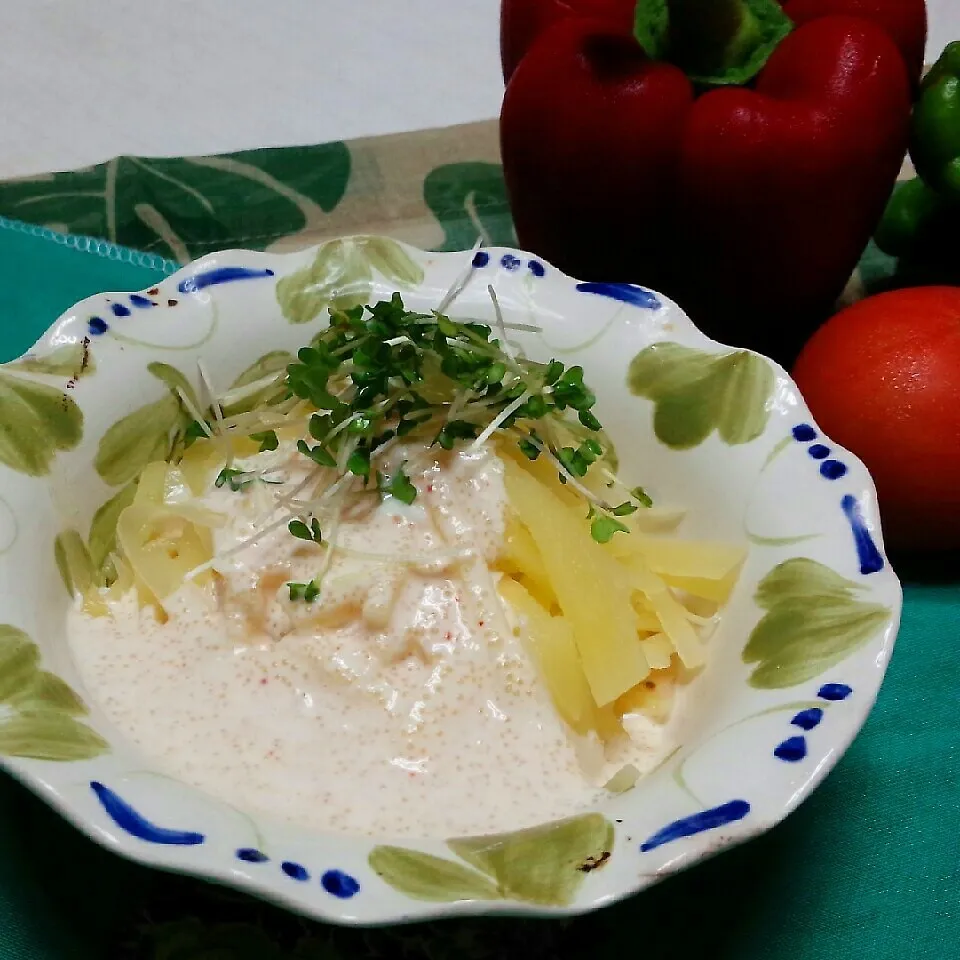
[633,0,792,85]
[669,0,760,75]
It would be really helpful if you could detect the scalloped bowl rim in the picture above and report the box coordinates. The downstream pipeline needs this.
[0,238,902,925]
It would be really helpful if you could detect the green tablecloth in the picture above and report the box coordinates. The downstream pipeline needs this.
[0,167,957,958]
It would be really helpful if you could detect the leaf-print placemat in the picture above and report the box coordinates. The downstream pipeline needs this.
[0,122,515,265]
[0,123,956,959]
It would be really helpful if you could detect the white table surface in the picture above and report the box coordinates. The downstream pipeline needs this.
[0,0,955,180]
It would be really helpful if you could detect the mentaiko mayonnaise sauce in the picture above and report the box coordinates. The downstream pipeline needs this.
[68,442,668,838]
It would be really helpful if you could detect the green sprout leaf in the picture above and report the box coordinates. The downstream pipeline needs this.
[379,465,417,505]
[251,430,279,452]
[288,518,322,543]
[287,580,320,603]
[591,516,628,544]
[215,467,252,492]
[347,448,371,478]
[297,439,337,468]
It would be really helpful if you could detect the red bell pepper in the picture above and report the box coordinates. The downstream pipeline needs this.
[499,0,923,362]
[501,0,927,84]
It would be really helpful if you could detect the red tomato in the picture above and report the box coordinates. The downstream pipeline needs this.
[793,286,960,552]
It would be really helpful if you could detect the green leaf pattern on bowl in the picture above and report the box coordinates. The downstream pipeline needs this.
[276,237,424,325]
[370,813,613,906]
[55,479,139,599]
[0,371,84,476]
[94,393,180,486]
[88,482,139,571]
[628,343,774,449]
[744,558,891,689]
[0,625,108,761]
[93,362,200,486]
[368,847,501,903]
[6,342,96,379]
[146,361,200,411]
[54,529,96,598]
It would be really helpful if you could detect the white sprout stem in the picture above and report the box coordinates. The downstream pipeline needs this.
[216,369,285,408]
[370,434,401,465]
[487,285,518,364]
[292,471,357,514]
[310,484,352,591]
[325,411,363,442]
[331,334,369,359]
[227,415,312,439]
[189,470,353,580]
[175,388,214,438]
[218,397,299,432]
[219,408,282,433]
[446,388,476,424]
[336,436,358,475]
[409,317,542,334]
[597,463,635,498]
[196,360,225,433]
[436,237,483,314]
[183,508,302,580]
[274,465,327,513]
[460,388,528,414]
[197,359,234,465]
[470,390,531,451]
[290,433,401,515]
[249,472,275,518]
[324,395,393,446]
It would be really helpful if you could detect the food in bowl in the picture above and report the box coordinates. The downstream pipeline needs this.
[0,237,903,924]
[63,289,746,838]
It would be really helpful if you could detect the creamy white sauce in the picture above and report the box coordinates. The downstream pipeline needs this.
[68,442,668,838]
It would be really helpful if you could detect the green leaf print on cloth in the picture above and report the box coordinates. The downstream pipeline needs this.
[0,143,351,264]
[424,162,518,251]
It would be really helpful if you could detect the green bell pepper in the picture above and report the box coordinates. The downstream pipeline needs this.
[911,41,960,200]
[874,177,955,258]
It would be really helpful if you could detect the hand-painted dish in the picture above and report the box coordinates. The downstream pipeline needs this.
[0,237,900,924]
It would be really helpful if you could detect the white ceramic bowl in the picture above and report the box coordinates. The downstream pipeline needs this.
[0,237,901,924]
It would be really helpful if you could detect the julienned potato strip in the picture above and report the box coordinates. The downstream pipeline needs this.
[496,446,745,739]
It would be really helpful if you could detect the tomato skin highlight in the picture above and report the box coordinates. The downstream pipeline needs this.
[793,286,960,552]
